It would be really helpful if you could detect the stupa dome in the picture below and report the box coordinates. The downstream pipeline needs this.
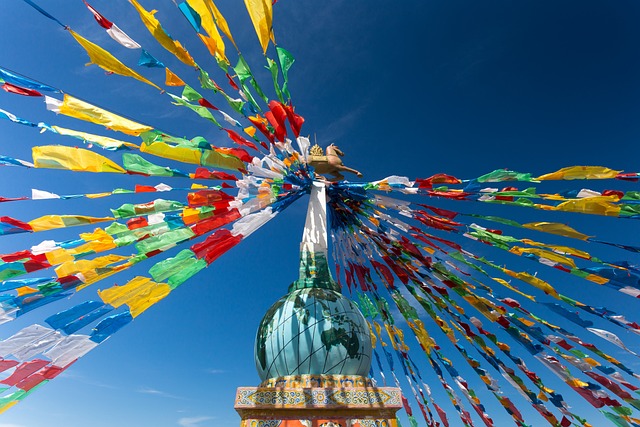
[255,286,372,382]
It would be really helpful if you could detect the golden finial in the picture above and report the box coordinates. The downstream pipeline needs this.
[309,144,324,156]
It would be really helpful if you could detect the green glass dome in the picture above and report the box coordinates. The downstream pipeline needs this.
[255,286,372,382]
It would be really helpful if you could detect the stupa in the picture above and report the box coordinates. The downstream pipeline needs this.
[234,182,403,427]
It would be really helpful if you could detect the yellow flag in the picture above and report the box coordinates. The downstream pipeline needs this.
[503,268,559,299]
[33,145,126,174]
[98,276,171,317]
[52,126,139,150]
[186,0,217,36]
[16,287,38,296]
[86,192,113,199]
[181,207,205,224]
[44,231,116,265]
[29,215,114,232]
[384,323,398,350]
[141,140,202,164]
[197,33,226,62]
[45,248,74,265]
[491,277,536,300]
[509,247,577,268]
[522,222,592,240]
[244,0,273,53]
[0,402,19,415]
[55,254,129,278]
[78,263,130,290]
[367,322,377,349]
[165,68,186,87]
[567,378,590,388]
[520,239,592,260]
[187,0,228,61]
[555,196,621,216]
[536,166,621,181]
[583,274,608,284]
[205,0,236,47]
[129,0,196,67]
[74,236,117,256]
[58,95,153,136]
[141,139,244,171]
[199,147,246,171]
[190,183,209,189]
[407,319,433,354]
[68,29,161,90]
[244,126,257,137]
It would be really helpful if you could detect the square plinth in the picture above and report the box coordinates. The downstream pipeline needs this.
[234,386,403,420]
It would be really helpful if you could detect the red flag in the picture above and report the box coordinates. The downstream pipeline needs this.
[416,204,459,219]
[135,185,157,193]
[187,189,234,208]
[217,147,253,163]
[371,260,394,287]
[415,173,461,189]
[283,102,305,137]
[198,97,218,110]
[190,208,241,236]
[191,228,242,264]
[616,173,639,182]
[427,189,471,200]
[268,100,288,130]
[0,216,33,232]
[224,129,258,151]
[1,250,37,263]
[602,189,624,199]
[194,168,238,181]
[381,255,409,285]
[264,111,286,141]
[83,0,113,29]
[434,403,450,427]
[126,217,148,230]
[2,82,42,97]
[225,73,239,90]
[0,196,28,202]
[248,115,275,143]
[0,360,18,373]
[1,360,49,387]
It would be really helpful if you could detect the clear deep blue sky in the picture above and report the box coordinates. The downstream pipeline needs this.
[1,1,640,426]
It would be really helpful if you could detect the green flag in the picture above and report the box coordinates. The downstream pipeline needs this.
[266,57,284,103]
[198,68,218,91]
[168,93,222,127]
[477,169,534,183]
[276,46,295,100]
[123,153,179,177]
[235,55,268,105]
[182,85,203,102]
[135,228,196,255]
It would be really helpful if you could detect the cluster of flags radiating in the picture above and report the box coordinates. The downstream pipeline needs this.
[0,1,639,426]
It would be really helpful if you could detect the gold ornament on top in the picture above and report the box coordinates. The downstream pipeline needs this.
[308,143,363,181]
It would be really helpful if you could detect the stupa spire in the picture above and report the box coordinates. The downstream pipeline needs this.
[291,181,340,292]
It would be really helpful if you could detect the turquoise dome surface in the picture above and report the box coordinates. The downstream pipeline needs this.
[255,287,372,382]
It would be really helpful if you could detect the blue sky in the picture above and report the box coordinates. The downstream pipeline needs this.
[0,1,640,426]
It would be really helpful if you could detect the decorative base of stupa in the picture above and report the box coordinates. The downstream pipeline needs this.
[234,375,402,427]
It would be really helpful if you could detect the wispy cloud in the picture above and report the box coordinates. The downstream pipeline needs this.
[319,100,371,143]
[58,371,117,389]
[177,416,215,427]
[0,423,28,427]
[205,368,227,375]
[137,386,184,400]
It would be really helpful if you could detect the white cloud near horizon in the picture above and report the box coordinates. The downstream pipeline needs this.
[137,386,183,400]
[178,416,214,427]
